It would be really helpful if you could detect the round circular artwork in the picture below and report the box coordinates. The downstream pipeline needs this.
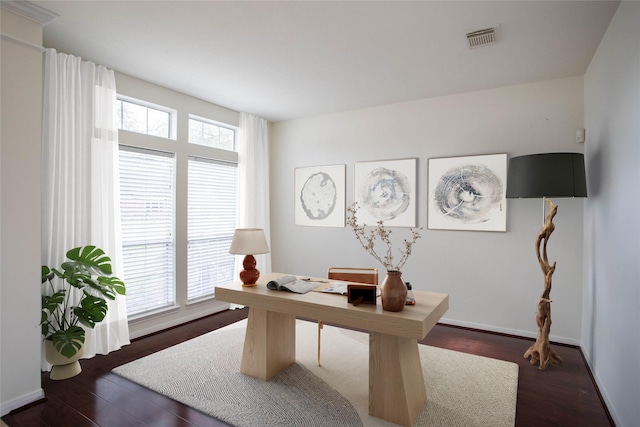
[433,164,503,224]
[359,167,410,221]
[300,172,337,220]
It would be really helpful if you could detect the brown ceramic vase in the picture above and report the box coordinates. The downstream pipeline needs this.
[381,270,407,312]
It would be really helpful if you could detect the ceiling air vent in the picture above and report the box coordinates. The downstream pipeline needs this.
[466,25,499,49]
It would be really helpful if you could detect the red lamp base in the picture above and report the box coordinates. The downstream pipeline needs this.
[239,254,260,287]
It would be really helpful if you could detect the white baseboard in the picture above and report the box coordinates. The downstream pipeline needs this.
[579,347,620,426]
[438,317,581,346]
[0,388,45,417]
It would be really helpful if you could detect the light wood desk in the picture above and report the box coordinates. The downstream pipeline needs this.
[215,272,449,427]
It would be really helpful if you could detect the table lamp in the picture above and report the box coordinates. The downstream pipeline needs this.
[229,228,270,287]
[506,152,587,370]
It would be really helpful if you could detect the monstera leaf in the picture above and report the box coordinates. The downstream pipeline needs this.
[73,294,108,328]
[51,326,85,359]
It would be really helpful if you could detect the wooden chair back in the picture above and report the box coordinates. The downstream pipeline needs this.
[327,267,378,286]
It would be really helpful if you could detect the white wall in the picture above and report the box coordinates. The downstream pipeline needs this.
[0,9,45,416]
[583,2,640,426]
[271,76,586,343]
[115,72,239,339]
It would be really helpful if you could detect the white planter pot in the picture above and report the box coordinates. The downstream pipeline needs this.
[44,340,86,380]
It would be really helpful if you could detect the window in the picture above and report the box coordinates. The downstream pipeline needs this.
[188,115,235,151]
[117,97,175,139]
[116,90,239,321]
[187,158,237,301]
[119,147,176,317]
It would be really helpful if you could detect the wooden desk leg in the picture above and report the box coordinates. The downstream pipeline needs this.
[240,307,296,380]
[369,331,426,427]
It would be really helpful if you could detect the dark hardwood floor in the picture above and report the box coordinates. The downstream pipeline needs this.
[3,308,613,427]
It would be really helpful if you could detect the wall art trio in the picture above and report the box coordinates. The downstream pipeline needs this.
[294,153,507,232]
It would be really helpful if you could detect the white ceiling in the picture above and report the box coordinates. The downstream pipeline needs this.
[31,0,619,122]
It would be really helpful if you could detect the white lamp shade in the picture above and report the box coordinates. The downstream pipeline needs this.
[229,228,270,255]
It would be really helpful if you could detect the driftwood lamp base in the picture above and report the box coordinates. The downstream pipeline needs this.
[525,199,564,370]
[524,297,563,369]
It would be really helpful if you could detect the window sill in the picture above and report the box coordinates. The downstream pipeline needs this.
[128,304,181,324]
[185,294,217,307]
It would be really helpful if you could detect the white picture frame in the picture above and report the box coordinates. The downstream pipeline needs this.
[427,153,507,232]
[294,164,346,227]
[353,158,417,227]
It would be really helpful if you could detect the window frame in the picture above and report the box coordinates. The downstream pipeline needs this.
[117,95,178,140]
[188,114,237,151]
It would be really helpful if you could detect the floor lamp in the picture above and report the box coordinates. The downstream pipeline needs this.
[506,153,587,370]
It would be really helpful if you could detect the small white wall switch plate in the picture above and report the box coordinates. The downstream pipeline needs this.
[576,128,585,143]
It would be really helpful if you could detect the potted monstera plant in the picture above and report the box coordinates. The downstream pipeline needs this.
[41,245,126,379]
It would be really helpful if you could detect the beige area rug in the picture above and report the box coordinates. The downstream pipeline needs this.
[113,320,518,426]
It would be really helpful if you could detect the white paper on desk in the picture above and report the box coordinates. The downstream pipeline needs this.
[318,281,350,295]
[266,275,321,294]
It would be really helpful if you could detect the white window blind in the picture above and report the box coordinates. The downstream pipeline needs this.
[119,146,176,316]
[187,157,237,301]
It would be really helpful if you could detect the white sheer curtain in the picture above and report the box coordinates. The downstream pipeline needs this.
[41,49,129,370]
[234,113,272,282]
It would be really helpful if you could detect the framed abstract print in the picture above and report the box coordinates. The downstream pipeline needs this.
[294,164,345,227]
[428,153,507,232]
[353,158,417,227]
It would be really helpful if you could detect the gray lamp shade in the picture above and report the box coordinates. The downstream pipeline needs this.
[229,228,270,255]
[506,153,587,199]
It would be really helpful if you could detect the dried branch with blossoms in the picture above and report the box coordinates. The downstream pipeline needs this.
[346,202,422,272]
